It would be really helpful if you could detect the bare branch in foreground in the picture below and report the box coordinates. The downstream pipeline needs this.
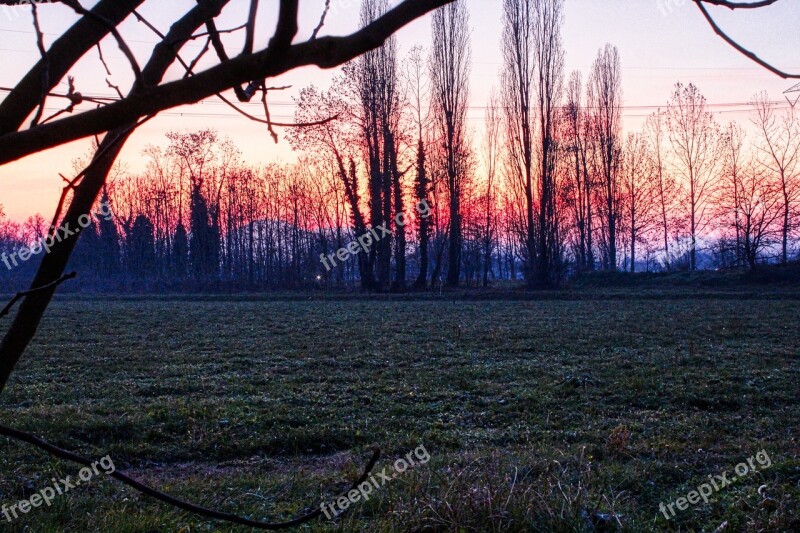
[694,0,799,79]
[0,0,455,164]
[0,273,77,319]
[0,422,381,530]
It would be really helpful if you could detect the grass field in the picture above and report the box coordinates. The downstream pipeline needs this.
[0,293,798,531]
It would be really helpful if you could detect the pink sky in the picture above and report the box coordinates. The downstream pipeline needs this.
[1,0,798,222]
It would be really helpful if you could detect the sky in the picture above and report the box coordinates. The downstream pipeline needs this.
[0,0,799,223]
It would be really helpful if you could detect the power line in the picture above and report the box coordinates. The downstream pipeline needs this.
[1,88,786,112]
[2,91,791,123]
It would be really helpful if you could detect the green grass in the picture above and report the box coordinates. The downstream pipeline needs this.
[0,294,798,531]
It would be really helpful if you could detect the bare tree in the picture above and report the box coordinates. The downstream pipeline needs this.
[619,132,656,272]
[666,82,720,271]
[717,122,748,266]
[531,0,565,286]
[644,110,682,270]
[405,46,434,289]
[563,70,594,271]
[501,0,536,283]
[349,0,403,291]
[501,0,564,287]
[750,91,800,264]
[482,92,502,287]
[587,44,622,271]
[719,125,783,270]
[431,0,471,288]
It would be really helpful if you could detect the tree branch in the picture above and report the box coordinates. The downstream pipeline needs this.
[0,0,455,164]
[694,0,799,79]
[243,0,259,54]
[0,273,77,319]
[0,422,381,530]
[699,0,780,8]
[270,0,298,50]
[311,0,332,41]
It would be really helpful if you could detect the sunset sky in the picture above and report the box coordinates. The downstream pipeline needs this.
[1,0,798,223]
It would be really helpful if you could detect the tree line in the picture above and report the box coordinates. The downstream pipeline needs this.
[1,0,798,293]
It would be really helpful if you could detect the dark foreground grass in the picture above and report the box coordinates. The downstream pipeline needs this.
[0,294,798,531]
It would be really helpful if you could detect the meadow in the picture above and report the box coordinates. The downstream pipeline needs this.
[0,292,797,531]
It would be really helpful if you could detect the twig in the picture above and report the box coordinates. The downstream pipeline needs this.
[216,91,339,128]
[131,9,328,135]
[205,18,250,102]
[0,87,114,104]
[131,9,165,40]
[60,0,144,86]
[311,0,331,40]
[0,273,77,319]
[48,173,82,238]
[184,37,212,79]
[29,1,49,128]
[0,422,381,530]
[106,78,124,100]
[96,42,112,76]
[166,23,248,47]
[133,9,319,131]
[261,84,279,143]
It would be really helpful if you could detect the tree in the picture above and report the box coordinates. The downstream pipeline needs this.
[530,0,565,287]
[126,214,157,280]
[750,91,800,264]
[290,84,371,288]
[481,93,502,287]
[189,177,217,281]
[718,122,748,267]
[501,0,536,284]
[563,70,594,272]
[588,44,623,271]
[667,82,720,271]
[97,188,121,279]
[405,46,433,289]
[719,121,782,270]
[644,110,682,270]
[431,0,471,288]
[737,162,782,270]
[619,132,656,272]
[351,0,403,291]
[502,0,565,287]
